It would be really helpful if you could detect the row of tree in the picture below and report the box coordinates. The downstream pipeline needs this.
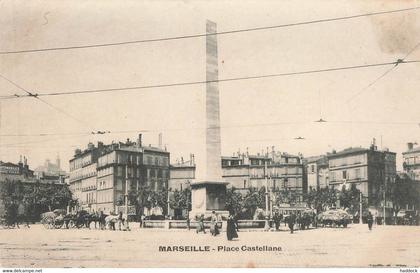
[0,179,75,223]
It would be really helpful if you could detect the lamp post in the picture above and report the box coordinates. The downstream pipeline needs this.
[125,164,130,231]
[264,160,270,231]
[359,190,363,225]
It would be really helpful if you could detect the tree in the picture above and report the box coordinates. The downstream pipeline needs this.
[169,188,191,217]
[274,188,299,206]
[242,187,265,218]
[338,184,369,217]
[390,174,420,222]
[303,187,339,213]
[225,187,243,215]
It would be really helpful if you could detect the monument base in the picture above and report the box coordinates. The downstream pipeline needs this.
[190,181,229,220]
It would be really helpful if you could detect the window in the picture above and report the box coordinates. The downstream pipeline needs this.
[355,168,361,179]
[311,165,315,173]
[243,180,247,188]
[342,170,347,180]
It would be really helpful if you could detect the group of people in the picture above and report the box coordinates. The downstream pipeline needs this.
[194,211,238,241]
[1,201,31,229]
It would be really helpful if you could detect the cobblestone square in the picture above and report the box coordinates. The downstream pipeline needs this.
[1,224,419,268]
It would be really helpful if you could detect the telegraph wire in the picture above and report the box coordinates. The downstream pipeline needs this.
[0,59,418,100]
[346,41,420,104]
[0,72,96,130]
[2,119,420,142]
[0,6,419,55]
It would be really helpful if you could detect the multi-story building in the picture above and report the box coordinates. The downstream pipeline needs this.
[69,135,170,213]
[169,154,196,191]
[69,142,102,211]
[327,143,396,211]
[169,148,305,201]
[402,142,420,181]
[0,156,35,182]
[304,155,329,190]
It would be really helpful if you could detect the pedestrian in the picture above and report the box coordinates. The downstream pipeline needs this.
[296,213,302,230]
[23,200,31,228]
[118,211,124,231]
[196,214,206,234]
[139,214,143,228]
[226,211,238,241]
[210,211,219,236]
[313,212,318,229]
[186,217,190,231]
[367,211,373,231]
[288,213,296,234]
[273,211,280,231]
[16,202,25,229]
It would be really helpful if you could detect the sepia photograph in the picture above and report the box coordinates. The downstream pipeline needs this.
[0,0,419,270]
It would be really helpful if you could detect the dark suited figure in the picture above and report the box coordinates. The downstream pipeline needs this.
[288,213,296,234]
[273,212,281,231]
[367,212,373,230]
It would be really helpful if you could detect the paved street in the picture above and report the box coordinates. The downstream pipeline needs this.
[0,223,419,268]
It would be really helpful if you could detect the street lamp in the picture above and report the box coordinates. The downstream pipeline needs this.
[264,160,270,231]
[125,164,130,231]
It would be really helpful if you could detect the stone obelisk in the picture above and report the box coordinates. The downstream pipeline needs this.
[190,20,228,219]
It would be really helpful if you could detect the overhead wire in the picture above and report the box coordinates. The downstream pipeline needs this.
[0,6,418,55]
[0,59,418,100]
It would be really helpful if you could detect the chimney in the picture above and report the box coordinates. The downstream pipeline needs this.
[191,154,195,165]
[246,147,249,157]
[181,157,184,164]
[126,138,130,145]
[407,142,414,151]
[137,134,142,147]
[158,133,162,149]
[56,154,61,169]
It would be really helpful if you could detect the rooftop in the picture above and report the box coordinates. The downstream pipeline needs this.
[304,155,328,164]
[327,147,369,158]
[403,146,420,155]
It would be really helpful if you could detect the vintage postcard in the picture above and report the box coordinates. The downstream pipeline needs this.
[0,0,419,270]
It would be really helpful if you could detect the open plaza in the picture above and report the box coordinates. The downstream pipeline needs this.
[0,224,419,268]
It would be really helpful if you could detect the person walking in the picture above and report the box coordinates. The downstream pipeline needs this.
[139,214,144,228]
[273,211,281,231]
[118,211,124,231]
[367,211,373,231]
[226,212,238,241]
[16,202,25,228]
[210,211,219,236]
[288,213,296,234]
[186,217,190,231]
[196,214,206,234]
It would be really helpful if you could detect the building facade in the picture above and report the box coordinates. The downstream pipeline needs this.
[304,155,329,190]
[69,135,170,213]
[327,145,396,211]
[0,156,34,183]
[169,149,305,201]
[402,142,420,182]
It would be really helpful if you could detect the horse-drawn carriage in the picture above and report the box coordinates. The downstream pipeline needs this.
[318,209,352,228]
[41,209,101,229]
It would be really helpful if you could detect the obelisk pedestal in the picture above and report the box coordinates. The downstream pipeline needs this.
[190,20,228,220]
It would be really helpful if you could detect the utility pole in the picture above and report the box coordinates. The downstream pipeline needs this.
[383,181,386,226]
[269,175,273,218]
[125,164,130,231]
[359,190,363,225]
[264,160,270,231]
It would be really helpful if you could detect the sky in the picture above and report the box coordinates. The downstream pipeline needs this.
[0,0,419,172]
